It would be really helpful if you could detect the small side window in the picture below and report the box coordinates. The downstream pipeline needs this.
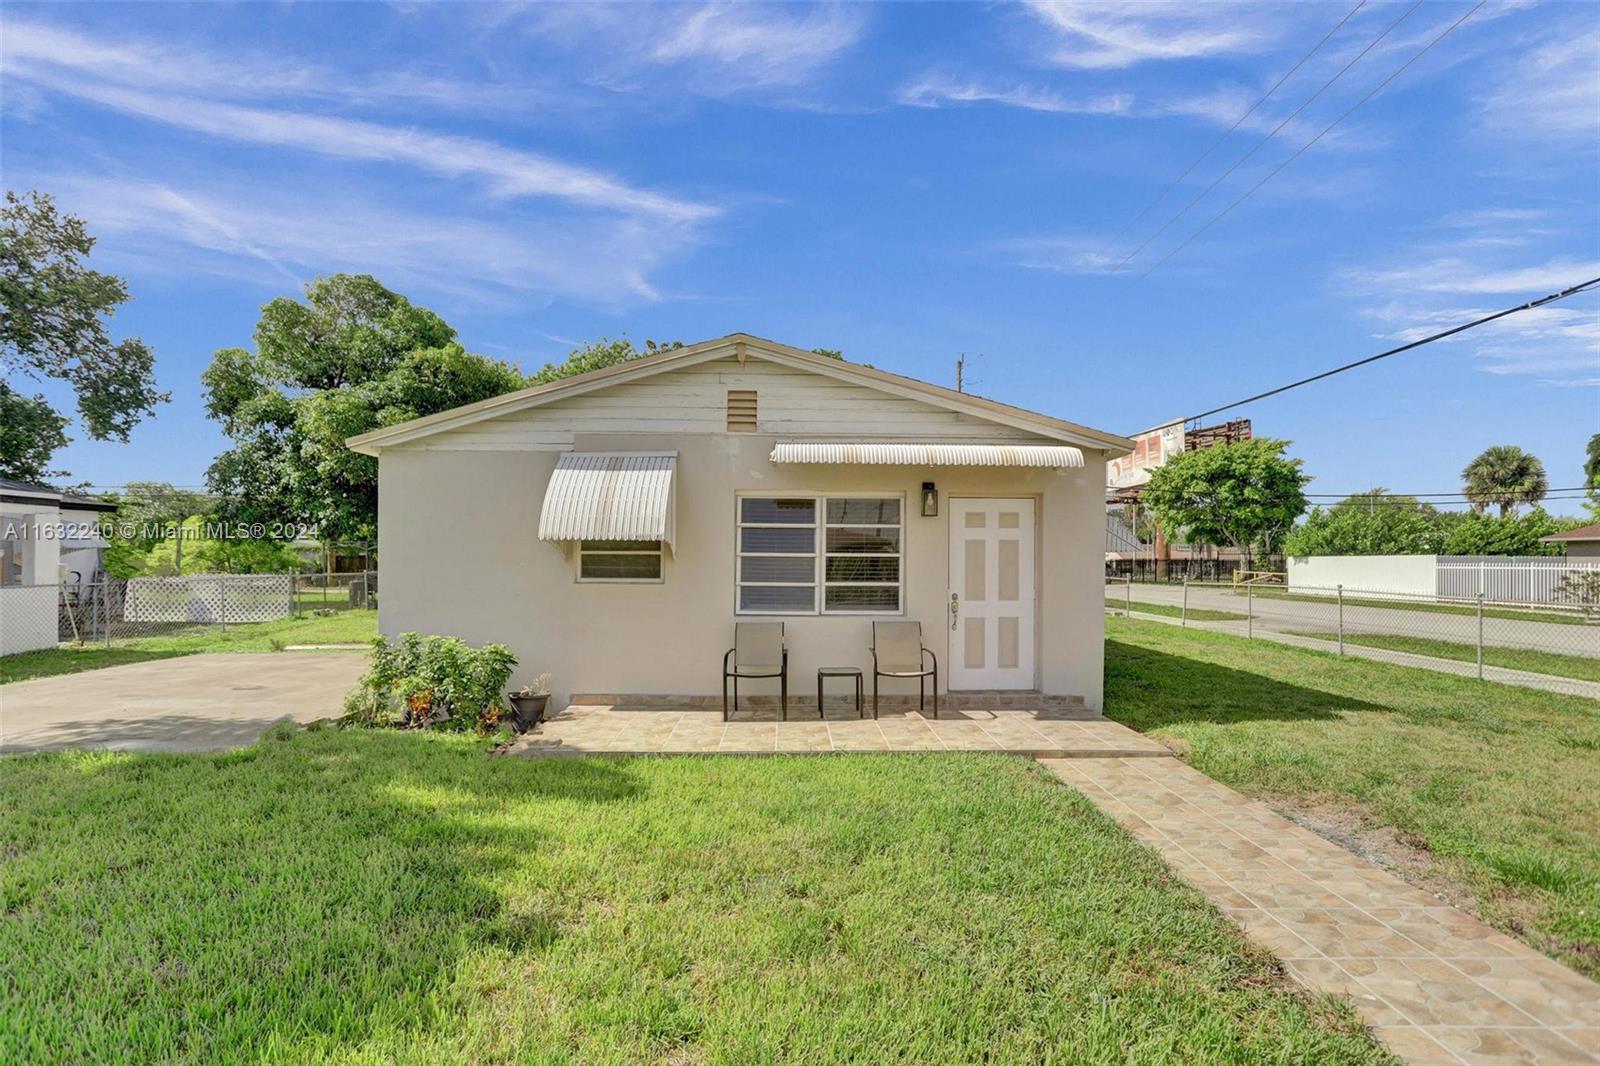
[578,540,663,582]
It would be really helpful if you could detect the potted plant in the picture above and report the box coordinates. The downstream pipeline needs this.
[506,673,551,731]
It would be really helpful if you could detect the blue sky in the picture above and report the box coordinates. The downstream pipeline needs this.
[3,1,1597,507]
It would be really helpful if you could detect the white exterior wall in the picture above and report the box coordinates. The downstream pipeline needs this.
[1,499,62,655]
[378,426,1110,708]
[1286,554,1439,596]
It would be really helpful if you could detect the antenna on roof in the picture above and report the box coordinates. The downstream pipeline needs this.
[955,352,982,394]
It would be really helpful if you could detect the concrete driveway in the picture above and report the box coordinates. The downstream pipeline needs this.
[0,652,367,754]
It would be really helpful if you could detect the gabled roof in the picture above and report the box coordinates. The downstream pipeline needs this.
[0,477,117,512]
[346,333,1135,456]
[1541,522,1600,543]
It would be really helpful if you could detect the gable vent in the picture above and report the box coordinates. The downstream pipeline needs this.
[726,389,758,432]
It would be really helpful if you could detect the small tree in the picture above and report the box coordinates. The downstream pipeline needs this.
[1462,445,1547,517]
[1142,438,1309,571]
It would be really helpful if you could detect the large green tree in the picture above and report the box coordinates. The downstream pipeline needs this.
[1142,438,1309,570]
[527,337,682,385]
[0,190,167,481]
[1282,489,1456,557]
[1461,444,1547,517]
[203,275,521,541]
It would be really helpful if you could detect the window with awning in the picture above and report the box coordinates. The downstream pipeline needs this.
[537,453,676,552]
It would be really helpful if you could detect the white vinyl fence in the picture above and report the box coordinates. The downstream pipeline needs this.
[1437,556,1600,607]
[1288,555,1600,608]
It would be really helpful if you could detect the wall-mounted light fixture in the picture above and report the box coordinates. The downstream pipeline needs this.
[921,482,939,517]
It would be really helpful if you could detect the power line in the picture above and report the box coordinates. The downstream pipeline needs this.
[1138,274,1600,433]
[1139,0,1485,278]
[1094,0,1369,261]
[1305,488,1594,498]
[1113,0,1418,271]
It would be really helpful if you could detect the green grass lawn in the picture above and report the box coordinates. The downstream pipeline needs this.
[1104,615,1600,980]
[1105,598,1248,623]
[0,611,377,684]
[0,736,1386,1065]
[1288,630,1600,683]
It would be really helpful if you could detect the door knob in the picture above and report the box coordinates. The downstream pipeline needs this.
[949,592,959,630]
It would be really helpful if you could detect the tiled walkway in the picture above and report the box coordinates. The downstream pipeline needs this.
[1043,757,1600,1065]
[506,705,1172,758]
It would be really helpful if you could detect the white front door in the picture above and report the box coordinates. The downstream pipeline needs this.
[948,498,1035,689]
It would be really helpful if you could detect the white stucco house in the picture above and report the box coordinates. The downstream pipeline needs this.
[1,478,116,655]
[349,334,1133,711]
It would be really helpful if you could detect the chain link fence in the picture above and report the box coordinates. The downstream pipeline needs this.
[1108,576,1600,699]
[0,570,380,653]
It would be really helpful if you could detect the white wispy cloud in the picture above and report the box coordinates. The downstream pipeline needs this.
[988,235,1128,276]
[517,2,866,95]
[1021,1,1277,69]
[0,18,563,114]
[1354,258,1600,296]
[1,15,721,304]
[1480,28,1600,138]
[1344,231,1600,381]
[652,4,866,86]
[49,175,694,308]
[9,67,716,224]
[896,75,1131,115]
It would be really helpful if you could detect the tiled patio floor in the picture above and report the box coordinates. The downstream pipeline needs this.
[1043,757,1600,1065]
[505,704,1172,758]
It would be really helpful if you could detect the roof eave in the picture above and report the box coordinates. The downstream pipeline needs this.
[346,331,1135,456]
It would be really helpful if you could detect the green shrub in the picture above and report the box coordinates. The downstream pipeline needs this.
[1441,508,1571,556]
[344,632,516,735]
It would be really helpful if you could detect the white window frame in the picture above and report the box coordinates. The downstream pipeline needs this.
[735,493,904,616]
[575,539,665,584]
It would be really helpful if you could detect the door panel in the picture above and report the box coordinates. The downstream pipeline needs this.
[948,498,1035,689]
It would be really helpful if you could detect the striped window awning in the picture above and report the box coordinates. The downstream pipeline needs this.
[537,453,676,549]
[769,441,1084,468]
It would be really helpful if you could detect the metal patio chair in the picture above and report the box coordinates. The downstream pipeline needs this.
[723,622,787,721]
[870,621,938,718]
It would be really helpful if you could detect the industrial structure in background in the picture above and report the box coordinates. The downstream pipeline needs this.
[1106,418,1254,579]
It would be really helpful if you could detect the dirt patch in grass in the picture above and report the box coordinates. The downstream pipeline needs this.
[1266,794,1600,979]
[1266,796,1471,907]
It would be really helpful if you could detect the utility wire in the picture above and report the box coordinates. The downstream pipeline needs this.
[1305,488,1593,497]
[1094,0,1368,261]
[1139,0,1486,279]
[1113,0,1419,271]
[1135,275,1600,434]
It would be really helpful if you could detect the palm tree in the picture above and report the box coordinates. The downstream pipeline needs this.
[1461,445,1548,517]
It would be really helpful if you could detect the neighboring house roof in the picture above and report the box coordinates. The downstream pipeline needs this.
[0,477,117,512]
[347,333,1136,456]
[1541,522,1600,543]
